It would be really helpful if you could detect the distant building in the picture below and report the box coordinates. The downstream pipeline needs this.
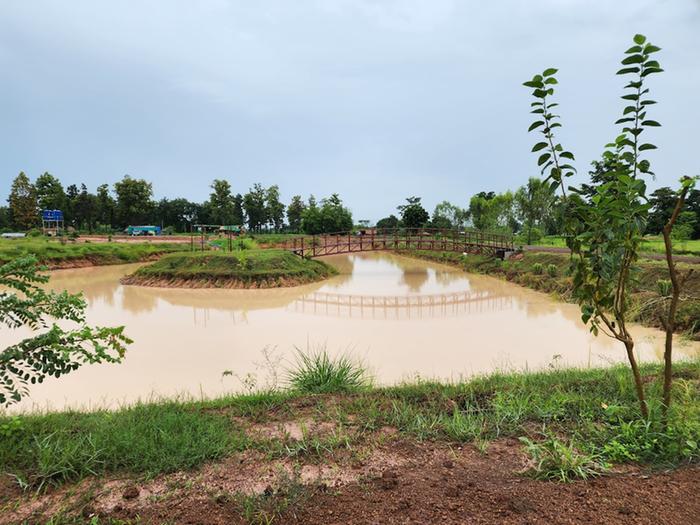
[127,225,161,236]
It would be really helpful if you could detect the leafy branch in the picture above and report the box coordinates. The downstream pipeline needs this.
[0,256,131,406]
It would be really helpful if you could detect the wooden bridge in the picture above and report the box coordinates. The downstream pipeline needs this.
[282,228,514,259]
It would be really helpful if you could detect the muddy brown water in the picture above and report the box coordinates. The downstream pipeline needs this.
[3,252,698,412]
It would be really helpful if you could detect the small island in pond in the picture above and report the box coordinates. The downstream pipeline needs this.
[121,249,337,288]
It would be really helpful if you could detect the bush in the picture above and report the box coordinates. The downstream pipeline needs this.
[532,262,543,275]
[546,264,558,277]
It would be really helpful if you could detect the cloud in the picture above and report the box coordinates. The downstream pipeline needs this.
[1,0,698,219]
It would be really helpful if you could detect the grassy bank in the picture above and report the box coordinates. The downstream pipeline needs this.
[403,250,700,338]
[527,235,700,256]
[0,360,698,493]
[0,238,185,268]
[121,249,337,288]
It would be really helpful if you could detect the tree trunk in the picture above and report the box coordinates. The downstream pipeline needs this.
[624,340,648,418]
[659,182,691,418]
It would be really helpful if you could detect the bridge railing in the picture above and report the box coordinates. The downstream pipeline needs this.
[282,228,514,258]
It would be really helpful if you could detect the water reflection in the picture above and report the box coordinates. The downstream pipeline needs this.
[4,252,698,412]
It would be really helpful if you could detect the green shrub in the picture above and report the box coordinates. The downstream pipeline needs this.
[546,263,558,277]
[532,262,543,275]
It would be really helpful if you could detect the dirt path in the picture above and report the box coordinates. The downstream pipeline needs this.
[4,438,697,525]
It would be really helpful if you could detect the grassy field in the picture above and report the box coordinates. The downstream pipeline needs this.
[404,250,700,338]
[122,249,336,288]
[0,238,186,266]
[0,358,697,491]
[526,235,700,256]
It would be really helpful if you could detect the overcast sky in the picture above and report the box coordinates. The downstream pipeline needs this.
[1,0,699,221]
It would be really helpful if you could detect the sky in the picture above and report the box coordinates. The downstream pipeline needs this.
[1,0,699,222]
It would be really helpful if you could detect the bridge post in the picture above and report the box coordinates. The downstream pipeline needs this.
[313,235,316,257]
[360,232,363,252]
[301,236,305,257]
[348,232,351,253]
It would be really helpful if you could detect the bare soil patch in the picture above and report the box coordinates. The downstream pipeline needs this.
[3,437,698,525]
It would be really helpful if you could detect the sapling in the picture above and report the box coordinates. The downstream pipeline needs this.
[523,34,665,417]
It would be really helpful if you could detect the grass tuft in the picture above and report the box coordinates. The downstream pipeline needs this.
[287,348,371,394]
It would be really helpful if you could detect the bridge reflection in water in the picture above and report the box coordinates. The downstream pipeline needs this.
[289,289,512,320]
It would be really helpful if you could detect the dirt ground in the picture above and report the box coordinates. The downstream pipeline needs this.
[2,435,698,525]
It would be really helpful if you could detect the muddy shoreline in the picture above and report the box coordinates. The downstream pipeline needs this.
[119,272,332,289]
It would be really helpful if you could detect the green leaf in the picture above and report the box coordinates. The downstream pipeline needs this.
[617,67,640,75]
[625,45,642,54]
[641,120,661,127]
[523,80,543,88]
[633,34,646,45]
[623,106,636,115]
[644,44,661,54]
[533,89,548,98]
[537,153,551,166]
[543,68,558,77]
[615,118,635,124]
[621,54,644,65]
[560,151,575,160]
[544,77,558,85]
[528,121,544,132]
[641,67,663,77]
[531,142,548,152]
[621,94,639,101]
[639,143,657,151]
[640,100,657,106]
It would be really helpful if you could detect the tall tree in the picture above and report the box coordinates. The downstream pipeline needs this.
[431,201,466,230]
[232,193,245,226]
[376,214,400,229]
[398,196,429,229]
[74,184,97,231]
[265,185,285,231]
[301,195,322,234]
[95,184,116,228]
[113,176,154,228]
[514,177,556,243]
[35,172,66,212]
[243,183,268,232]
[208,179,236,225]
[319,194,353,233]
[8,172,37,230]
[286,195,306,232]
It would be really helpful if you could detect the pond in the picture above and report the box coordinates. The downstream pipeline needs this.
[4,252,698,412]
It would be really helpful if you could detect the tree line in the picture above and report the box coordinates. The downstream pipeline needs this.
[377,172,700,242]
[1,172,353,235]
[3,169,698,239]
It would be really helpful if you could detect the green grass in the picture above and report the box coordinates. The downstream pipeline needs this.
[124,249,337,287]
[528,235,700,256]
[287,347,371,394]
[243,233,299,245]
[0,402,247,490]
[1,360,698,490]
[0,238,185,266]
[404,249,700,338]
